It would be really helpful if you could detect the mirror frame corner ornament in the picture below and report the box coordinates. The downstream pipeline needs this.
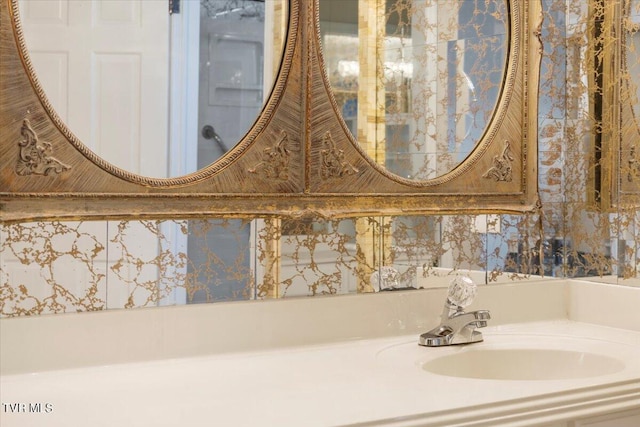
[0,0,543,223]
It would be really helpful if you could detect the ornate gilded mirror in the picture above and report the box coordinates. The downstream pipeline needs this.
[0,0,542,222]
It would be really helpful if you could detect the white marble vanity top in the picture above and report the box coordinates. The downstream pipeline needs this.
[1,280,639,426]
[2,320,640,427]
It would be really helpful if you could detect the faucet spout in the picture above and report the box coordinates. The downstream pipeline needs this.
[447,310,490,331]
[419,310,491,346]
[418,277,491,347]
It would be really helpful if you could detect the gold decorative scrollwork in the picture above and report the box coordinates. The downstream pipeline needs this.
[320,131,358,179]
[248,131,294,180]
[483,140,514,182]
[15,119,70,176]
[534,17,544,54]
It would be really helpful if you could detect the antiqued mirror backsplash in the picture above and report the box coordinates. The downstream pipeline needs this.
[1,0,639,317]
[0,215,532,315]
[1,206,638,316]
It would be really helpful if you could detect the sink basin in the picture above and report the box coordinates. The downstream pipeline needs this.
[376,332,634,381]
[421,348,625,380]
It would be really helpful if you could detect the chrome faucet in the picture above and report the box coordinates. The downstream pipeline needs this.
[419,276,490,347]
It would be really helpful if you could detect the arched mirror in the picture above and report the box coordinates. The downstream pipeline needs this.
[319,0,509,180]
[16,0,288,178]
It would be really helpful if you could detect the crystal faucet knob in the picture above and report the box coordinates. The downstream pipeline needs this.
[447,275,477,308]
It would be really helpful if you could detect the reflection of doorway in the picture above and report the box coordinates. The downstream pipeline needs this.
[197,7,264,164]
[19,0,170,176]
[187,1,267,303]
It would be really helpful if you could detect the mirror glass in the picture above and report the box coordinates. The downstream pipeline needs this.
[319,0,509,180]
[17,0,287,178]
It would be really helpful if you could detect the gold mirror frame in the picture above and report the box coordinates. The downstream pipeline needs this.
[588,0,640,210]
[619,0,640,205]
[0,0,543,223]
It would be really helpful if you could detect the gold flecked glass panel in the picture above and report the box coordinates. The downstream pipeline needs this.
[0,221,107,316]
[264,218,362,296]
[1,0,639,318]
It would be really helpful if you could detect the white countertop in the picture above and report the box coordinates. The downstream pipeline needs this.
[2,320,640,427]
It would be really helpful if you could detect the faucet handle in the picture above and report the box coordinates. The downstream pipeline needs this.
[370,266,400,291]
[447,275,477,308]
